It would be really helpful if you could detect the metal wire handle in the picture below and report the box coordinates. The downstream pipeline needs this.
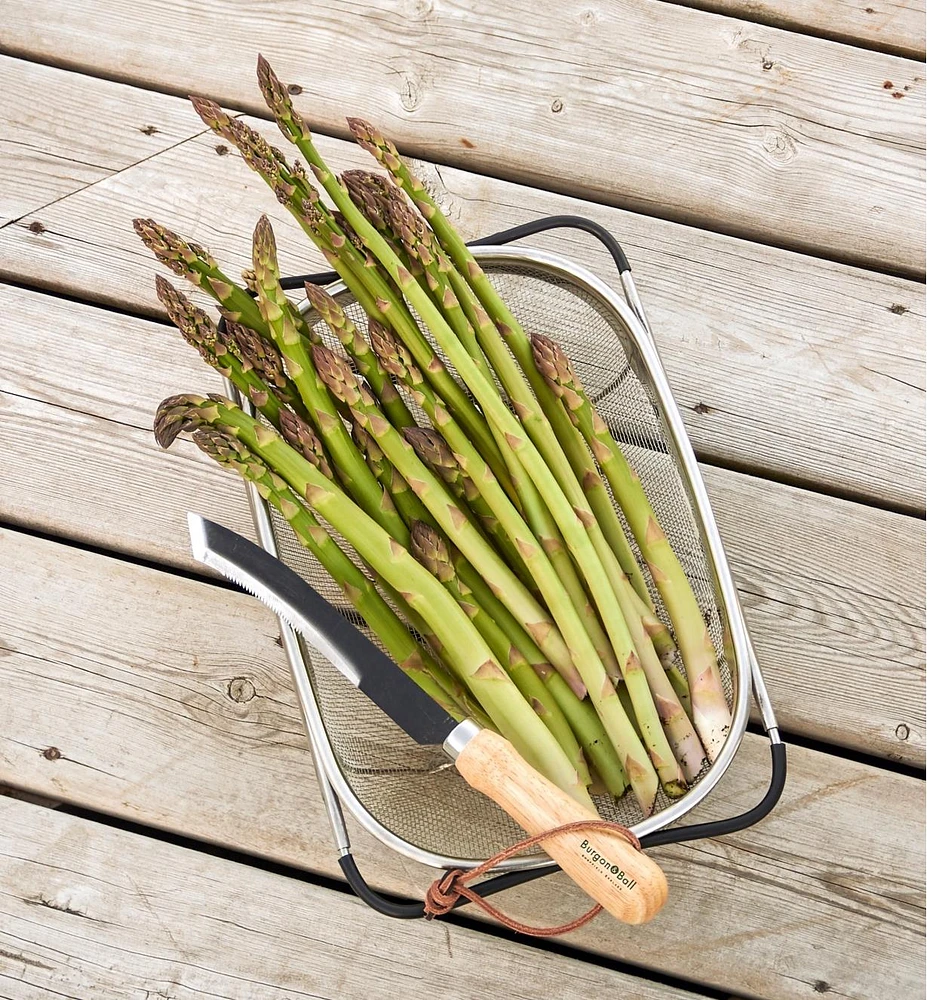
[267,216,786,918]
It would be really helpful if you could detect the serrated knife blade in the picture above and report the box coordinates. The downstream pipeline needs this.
[187,513,464,747]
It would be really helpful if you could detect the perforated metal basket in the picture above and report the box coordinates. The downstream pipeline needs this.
[227,218,785,914]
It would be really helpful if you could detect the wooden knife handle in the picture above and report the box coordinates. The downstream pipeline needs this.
[455,728,668,925]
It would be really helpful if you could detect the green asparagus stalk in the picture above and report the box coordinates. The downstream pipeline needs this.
[192,425,486,723]
[625,581,678,665]
[356,423,575,746]
[345,421,467,671]
[309,341,592,702]
[271,413,496,730]
[153,275,284,426]
[350,171,497,385]
[405,518,630,799]
[409,520,590,786]
[532,333,731,761]
[665,661,693,721]
[155,393,591,805]
[344,119,654,609]
[617,682,641,740]
[302,282,417,431]
[134,218,270,337]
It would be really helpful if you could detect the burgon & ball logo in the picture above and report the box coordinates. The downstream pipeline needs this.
[579,839,637,890]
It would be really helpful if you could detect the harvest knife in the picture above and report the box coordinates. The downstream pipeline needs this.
[187,513,667,924]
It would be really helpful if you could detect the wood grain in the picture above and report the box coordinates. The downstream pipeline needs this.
[0,796,707,1000]
[1,2,923,273]
[673,0,926,58]
[0,282,922,763]
[0,527,922,1000]
[1,58,923,511]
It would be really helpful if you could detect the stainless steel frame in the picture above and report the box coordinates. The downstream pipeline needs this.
[230,244,780,875]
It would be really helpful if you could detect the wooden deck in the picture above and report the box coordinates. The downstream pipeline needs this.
[0,2,924,997]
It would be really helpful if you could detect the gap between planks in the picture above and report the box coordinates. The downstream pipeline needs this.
[665,0,925,59]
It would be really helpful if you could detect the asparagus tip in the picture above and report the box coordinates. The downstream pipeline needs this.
[153,393,210,448]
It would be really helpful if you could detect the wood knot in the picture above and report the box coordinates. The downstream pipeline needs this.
[139,125,159,135]
[551,98,564,113]
[895,723,910,741]
[761,126,796,163]
[215,144,229,156]
[580,9,597,25]
[888,303,909,315]
[227,677,256,703]
[28,220,46,234]
[399,72,423,112]
[41,746,62,761]
[287,83,303,95]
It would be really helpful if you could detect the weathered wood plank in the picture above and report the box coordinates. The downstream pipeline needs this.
[0,63,195,228]
[1,59,922,511]
[674,0,926,59]
[0,282,923,763]
[1,3,923,273]
[0,796,708,1000]
[0,528,923,1000]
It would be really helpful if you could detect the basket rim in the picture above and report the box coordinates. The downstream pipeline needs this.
[238,243,754,872]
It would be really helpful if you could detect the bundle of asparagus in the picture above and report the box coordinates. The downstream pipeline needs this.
[141,56,731,818]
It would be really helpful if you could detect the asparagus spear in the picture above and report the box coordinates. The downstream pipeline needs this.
[625,580,678,666]
[153,275,284,426]
[402,425,534,589]
[409,521,590,785]
[192,425,486,724]
[134,218,269,337]
[356,422,586,761]
[532,332,731,761]
[407,517,630,799]
[155,393,591,806]
[349,171,497,385]
[190,93,510,494]
[665,661,693,722]
[222,320,310,421]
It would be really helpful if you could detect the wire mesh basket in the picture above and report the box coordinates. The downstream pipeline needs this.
[228,217,785,913]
